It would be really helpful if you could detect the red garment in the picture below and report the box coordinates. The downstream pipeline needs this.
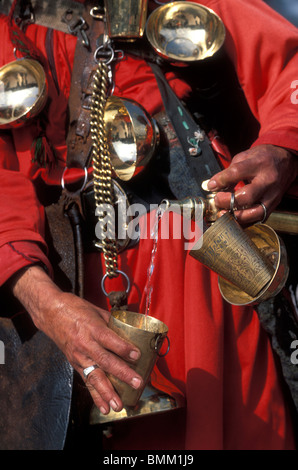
[0,0,297,450]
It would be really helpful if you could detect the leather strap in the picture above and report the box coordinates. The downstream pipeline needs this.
[45,3,106,298]
[150,62,222,198]
[65,1,106,172]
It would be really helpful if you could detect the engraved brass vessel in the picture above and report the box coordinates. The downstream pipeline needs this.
[164,185,289,306]
[104,96,160,181]
[89,310,184,425]
[190,212,277,299]
[218,222,289,306]
[104,0,148,40]
[146,1,226,63]
[0,59,48,129]
[107,310,169,407]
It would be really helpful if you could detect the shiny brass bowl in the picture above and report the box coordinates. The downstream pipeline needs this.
[104,96,160,181]
[0,58,48,129]
[218,223,289,306]
[146,1,225,63]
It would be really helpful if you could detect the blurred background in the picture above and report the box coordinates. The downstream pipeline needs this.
[264,0,298,26]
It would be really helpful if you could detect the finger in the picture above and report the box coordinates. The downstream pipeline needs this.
[91,325,141,363]
[91,347,143,391]
[207,158,256,191]
[83,366,123,414]
[71,340,143,399]
[214,181,265,212]
[234,181,265,209]
[233,203,267,225]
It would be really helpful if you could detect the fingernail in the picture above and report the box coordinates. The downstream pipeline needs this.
[131,377,142,389]
[100,406,108,415]
[207,179,218,190]
[129,350,140,361]
[109,399,119,411]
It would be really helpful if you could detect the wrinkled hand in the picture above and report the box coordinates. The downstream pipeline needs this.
[207,144,298,224]
[11,266,143,415]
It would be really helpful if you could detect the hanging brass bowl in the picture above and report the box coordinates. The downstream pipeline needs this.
[146,1,226,64]
[0,58,48,129]
[104,96,160,181]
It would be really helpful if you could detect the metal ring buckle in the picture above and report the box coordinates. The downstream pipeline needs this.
[94,44,115,65]
[61,167,88,196]
[101,269,131,297]
[155,334,170,357]
[90,6,105,20]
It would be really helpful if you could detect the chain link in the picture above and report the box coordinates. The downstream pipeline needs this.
[90,60,118,278]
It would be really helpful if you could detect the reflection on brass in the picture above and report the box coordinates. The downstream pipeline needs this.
[90,382,185,424]
[107,310,168,407]
[104,96,159,181]
[266,211,298,235]
[146,1,225,63]
[104,0,148,39]
[0,59,47,128]
[190,212,275,298]
[218,223,289,306]
[162,195,205,221]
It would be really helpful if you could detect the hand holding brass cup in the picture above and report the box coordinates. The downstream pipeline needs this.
[107,310,169,407]
[189,189,289,305]
[163,181,289,306]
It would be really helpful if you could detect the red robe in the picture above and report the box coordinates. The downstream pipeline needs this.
[0,0,297,450]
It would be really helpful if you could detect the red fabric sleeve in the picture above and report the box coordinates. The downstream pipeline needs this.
[0,241,52,286]
[0,132,51,286]
[192,0,298,153]
[0,17,76,287]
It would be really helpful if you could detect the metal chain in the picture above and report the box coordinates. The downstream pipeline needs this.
[90,60,118,278]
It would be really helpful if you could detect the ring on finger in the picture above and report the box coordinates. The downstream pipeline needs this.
[83,364,99,380]
[229,192,237,218]
[259,202,267,223]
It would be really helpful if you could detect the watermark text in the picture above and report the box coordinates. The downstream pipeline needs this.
[291,80,298,104]
[95,199,204,250]
[290,339,298,365]
[0,341,4,364]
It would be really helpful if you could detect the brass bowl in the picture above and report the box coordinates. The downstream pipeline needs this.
[146,1,226,63]
[104,96,160,181]
[218,223,289,306]
[0,58,48,129]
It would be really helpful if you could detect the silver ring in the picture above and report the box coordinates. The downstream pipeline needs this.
[259,202,267,223]
[83,364,99,380]
[229,192,237,218]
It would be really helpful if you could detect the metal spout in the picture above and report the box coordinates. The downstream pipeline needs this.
[161,189,219,226]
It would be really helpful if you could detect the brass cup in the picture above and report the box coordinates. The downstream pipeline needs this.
[146,1,226,64]
[218,223,289,306]
[0,58,48,129]
[190,212,275,299]
[107,310,169,407]
[104,96,159,181]
[104,0,148,40]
